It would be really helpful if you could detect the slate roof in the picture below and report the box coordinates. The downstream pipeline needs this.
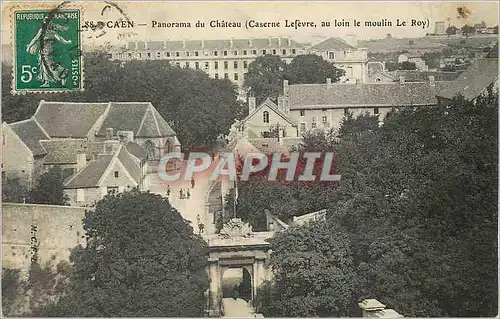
[288,82,451,109]
[128,38,304,51]
[33,101,109,138]
[40,139,86,164]
[8,119,48,156]
[117,147,141,183]
[437,58,499,101]
[308,37,354,51]
[64,145,142,189]
[96,102,175,138]
[125,142,147,161]
[64,155,113,188]
[238,98,298,126]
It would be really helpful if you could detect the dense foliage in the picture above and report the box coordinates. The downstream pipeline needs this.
[244,54,344,103]
[242,92,498,316]
[38,190,209,317]
[28,166,69,206]
[2,53,245,150]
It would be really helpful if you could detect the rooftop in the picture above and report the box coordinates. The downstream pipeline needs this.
[437,57,498,101]
[287,81,451,108]
[8,119,49,156]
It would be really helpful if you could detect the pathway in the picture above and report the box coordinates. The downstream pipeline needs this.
[146,159,221,234]
[222,298,255,318]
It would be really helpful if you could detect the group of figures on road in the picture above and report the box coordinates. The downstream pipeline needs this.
[164,178,205,234]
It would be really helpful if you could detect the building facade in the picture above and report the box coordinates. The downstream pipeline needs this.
[110,36,371,93]
[111,38,308,95]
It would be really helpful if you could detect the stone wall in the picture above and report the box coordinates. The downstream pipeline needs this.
[2,203,88,275]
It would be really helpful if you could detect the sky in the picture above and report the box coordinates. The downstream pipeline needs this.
[2,1,499,47]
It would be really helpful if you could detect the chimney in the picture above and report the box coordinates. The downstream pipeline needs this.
[283,79,289,96]
[106,128,114,139]
[230,38,234,48]
[201,39,205,48]
[182,40,186,49]
[399,76,405,85]
[277,96,284,111]
[287,37,291,46]
[248,97,256,113]
[76,152,86,171]
[268,37,272,47]
[326,78,332,88]
[278,37,282,47]
[428,75,435,87]
[249,38,253,47]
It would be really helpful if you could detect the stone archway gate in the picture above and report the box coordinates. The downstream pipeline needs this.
[204,219,274,317]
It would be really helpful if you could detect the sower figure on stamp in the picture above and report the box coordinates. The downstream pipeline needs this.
[26,18,72,87]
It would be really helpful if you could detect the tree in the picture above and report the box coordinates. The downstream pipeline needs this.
[262,221,357,317]
[494,25,499,34]
[333,94,498,316]
[2,177,28,203]
[42,190,209,317]
[2,53,245,150]
[284,54,344,85]
[2,268,22,316]
[243,55,286,104]
[28,166,69,206]
[399,61,417,70]
[445,25,458,35]
[461,24,476,35]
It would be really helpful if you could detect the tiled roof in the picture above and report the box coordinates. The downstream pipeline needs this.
[437,58,498,101]
[125,142,147,161]
[359,37,445,53]
[40,139,86,164]
[8,119,48,156]
[64,155,113,188]
[128,38,304,51]
[309,37,354,51]
[288,82,451,108]
[117,147,141,183]
[33,101,108,138]
[96,102,175,138]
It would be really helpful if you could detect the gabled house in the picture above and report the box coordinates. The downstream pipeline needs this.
[307,37,368,83]
[1,119,49,188]
[233,97,298,139]
[31,100,180,160]
[63,144,147,206]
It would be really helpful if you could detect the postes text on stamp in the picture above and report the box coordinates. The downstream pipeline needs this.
[13,9,82,93]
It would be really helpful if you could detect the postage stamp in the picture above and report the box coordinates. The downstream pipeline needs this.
[12,8,82,93]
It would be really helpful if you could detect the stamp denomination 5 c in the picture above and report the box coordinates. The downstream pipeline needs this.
[12,9,83,93]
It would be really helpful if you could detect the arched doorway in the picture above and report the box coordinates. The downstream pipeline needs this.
[143,139,156,160]
[221,267,253,302]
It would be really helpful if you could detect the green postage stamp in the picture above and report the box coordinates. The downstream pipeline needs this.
[12,9,83,93]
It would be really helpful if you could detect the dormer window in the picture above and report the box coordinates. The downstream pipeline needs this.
[114,171,119,178]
